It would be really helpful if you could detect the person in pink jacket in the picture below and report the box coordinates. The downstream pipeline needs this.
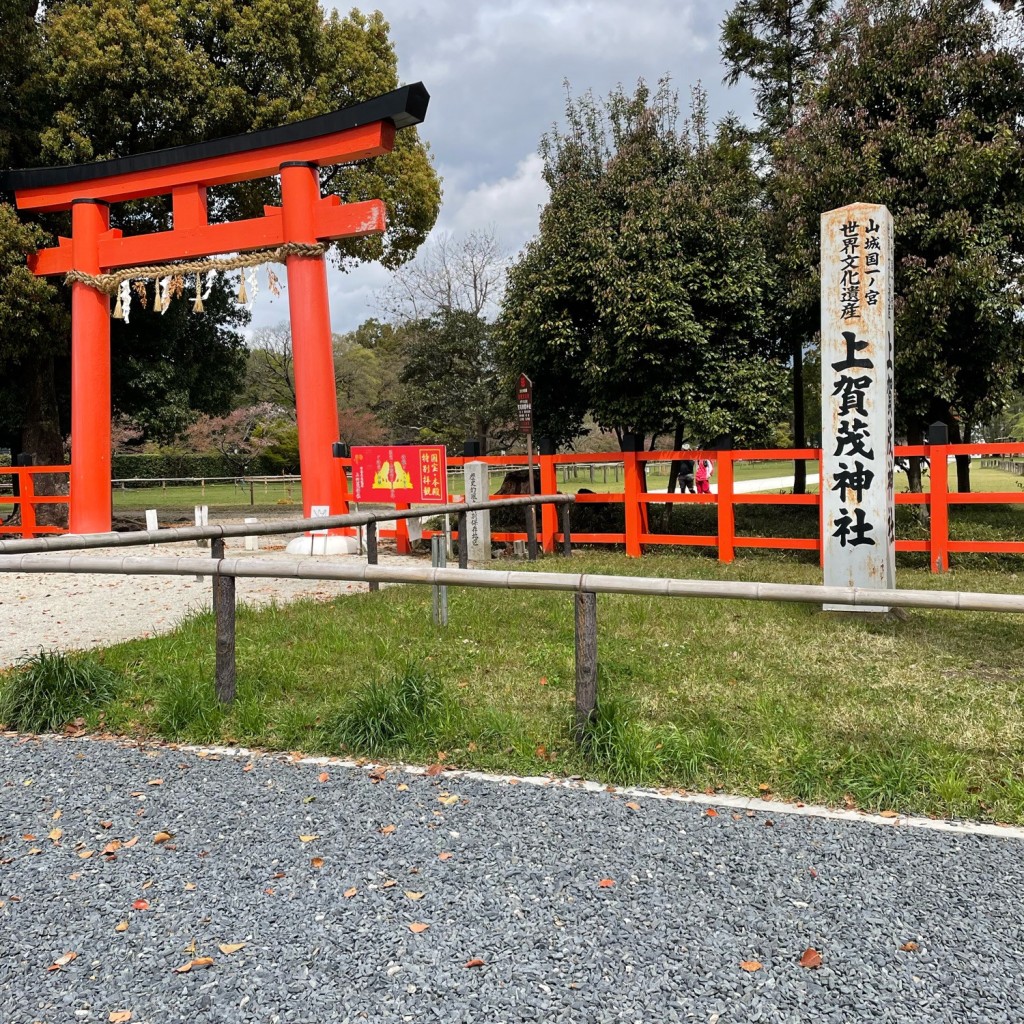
[695,455,714,494]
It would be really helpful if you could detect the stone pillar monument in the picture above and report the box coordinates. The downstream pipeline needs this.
[463,460,491,562]
[821,202,895,612]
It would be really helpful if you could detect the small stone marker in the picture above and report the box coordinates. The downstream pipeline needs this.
[463,461,491,562]
[407,515,423,543]
[820,202,895,611]
[244,517,259,552]
[145,509,159,532]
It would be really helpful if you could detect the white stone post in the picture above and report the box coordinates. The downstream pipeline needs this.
[463,460,491,562]
[821,202,896,611]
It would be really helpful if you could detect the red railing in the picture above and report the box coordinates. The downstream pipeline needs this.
[0,466,70,537]
[370,444,1024,572]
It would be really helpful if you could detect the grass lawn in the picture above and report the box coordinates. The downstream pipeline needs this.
[11,548,1024,826]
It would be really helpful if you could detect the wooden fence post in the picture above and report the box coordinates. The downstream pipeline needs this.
[930,443,949,573]
[539,445,558,554]
[366,521,380,592]
[623,441,643,558]
[211,537,236,704]
[457,510,468,569]
[560,501,572,556]
[525,502,538,561]
[574,591,598,743]
[717,451,735,564]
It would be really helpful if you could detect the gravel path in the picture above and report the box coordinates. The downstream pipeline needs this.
[0,539,421,668]
[2,737,1022,1023]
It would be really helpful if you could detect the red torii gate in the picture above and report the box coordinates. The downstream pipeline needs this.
[1,84,429,536]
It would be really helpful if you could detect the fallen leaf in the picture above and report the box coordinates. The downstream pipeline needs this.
[598,878,615,888]
[798,947,822,969]
[404,891,424,900]
[758,782,772,793]
[192,956,214,968]
[299,834,319,843]
[99,820,112,829]
[397,783,409,792]
[122,837,139,849]
[369,766,388,783]
[408,922,429,934]
[47,951,78,971]
[147,779,163,786]
[764,819,775,827]
[379,824,396,836]
[879,809,899,819]
[425,764,443,777]
[115,921,129,932]
[28,847,43,855]
[740,960,763,972]
[79,850,94,859]
[264,888,275,895]
[153,831,173,844]
[438,852,453,861]
[343,887,358,898]
[48,828,62,842]
[809,868,818,878]
[132,899,149,911]
[184,882,196,891]
[438,795,459,807]
[705,808,719,818]
[243,763,253,772]
[625,802,640,811]
[318,772,329,783]
[102,841,122,855]
[21,834,36,842]
[899,941,919,952]
[382,879,397,889]
[218,943,246,955]
[52,810,62,821]
[465,958,486,968]
[141,880,153,890]
[310,857,324,869]
[109,1011,132,1022]
[68,872,81,881]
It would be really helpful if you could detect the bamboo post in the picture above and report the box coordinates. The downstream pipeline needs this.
[574,592,598,744]
[525,501,538,561]
[366,520,380,592]
[211,537,236,704]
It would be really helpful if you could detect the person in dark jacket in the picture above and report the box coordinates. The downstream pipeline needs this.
[679,444,696,494]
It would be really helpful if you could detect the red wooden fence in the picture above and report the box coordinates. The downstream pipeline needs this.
[0,466,70,538]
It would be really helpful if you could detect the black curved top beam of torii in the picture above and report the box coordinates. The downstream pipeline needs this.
[0,82,430,213]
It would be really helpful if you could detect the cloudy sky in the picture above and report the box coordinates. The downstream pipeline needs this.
[250,0,755,332]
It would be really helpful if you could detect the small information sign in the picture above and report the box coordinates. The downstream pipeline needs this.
[351,445,449,504]
[516,373,533,434]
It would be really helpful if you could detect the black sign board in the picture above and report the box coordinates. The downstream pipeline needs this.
[516,373,533,433]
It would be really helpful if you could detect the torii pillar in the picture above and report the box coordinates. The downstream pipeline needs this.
[0,84,430,538]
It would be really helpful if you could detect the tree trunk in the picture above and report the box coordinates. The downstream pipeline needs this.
[905,422,924,495]
[20,356,69,528]
[664,424,685,530]
[792,337,806,494]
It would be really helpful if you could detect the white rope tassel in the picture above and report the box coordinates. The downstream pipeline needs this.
[159,276,172,315]
[118,280,132,325]
[202,269,216,300]
[246,267,259,304]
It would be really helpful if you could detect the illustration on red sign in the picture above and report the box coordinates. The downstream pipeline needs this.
[351,445,449,504]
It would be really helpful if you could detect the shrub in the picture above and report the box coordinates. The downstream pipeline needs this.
[0,650,123,733]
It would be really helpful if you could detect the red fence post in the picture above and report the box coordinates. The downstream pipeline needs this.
[20,470,37,539]
[539,444,558,554]
[623,445,643,558]
[717,451,735,564]
[395,501,411,554]
[930,443,949,573]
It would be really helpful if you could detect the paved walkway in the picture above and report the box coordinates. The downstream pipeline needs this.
[2,737,1022,1023]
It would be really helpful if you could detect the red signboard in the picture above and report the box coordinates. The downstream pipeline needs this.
[351,445,448,504]
[516,373,533,433]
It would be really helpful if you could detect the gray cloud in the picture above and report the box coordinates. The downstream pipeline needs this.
[249,0,755,333]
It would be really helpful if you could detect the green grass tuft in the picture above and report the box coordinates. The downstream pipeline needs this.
[0,650,124,733]
[324,664,460,757]
[152,675,225,742]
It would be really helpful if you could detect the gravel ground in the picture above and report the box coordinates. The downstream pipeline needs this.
[1,738,1023,1024]
[0,539,422,668]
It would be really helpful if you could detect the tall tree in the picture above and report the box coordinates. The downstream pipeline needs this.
[500,80,786,451]
[776,0,1024,492]
[0,1,441,468]
[387,310,515,454]
[721,0,832,492]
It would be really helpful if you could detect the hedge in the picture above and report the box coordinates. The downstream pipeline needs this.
[112,453,282,480]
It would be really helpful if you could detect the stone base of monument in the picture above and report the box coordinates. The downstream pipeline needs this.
[285,534,360,555]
